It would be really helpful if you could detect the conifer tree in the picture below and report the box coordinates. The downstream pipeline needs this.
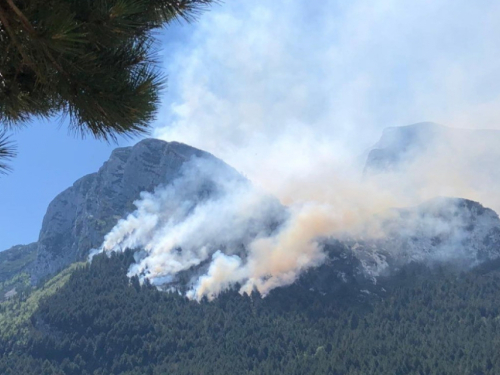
[0,0,213,169]
[0,130,15,173]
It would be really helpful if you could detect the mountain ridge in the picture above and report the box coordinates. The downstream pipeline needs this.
[364,121,500,175]
[2,138,240,284]
[3,127,500,294]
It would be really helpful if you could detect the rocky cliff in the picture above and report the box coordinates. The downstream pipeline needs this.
[363,122,500,176]
[2,138,241,283]
[3,134,500,293]
[297,197,500,298]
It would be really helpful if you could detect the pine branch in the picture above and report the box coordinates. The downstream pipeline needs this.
[0,0,215,162]
[0,129,16,174]
[4,0,35,35]
[151,0,216,23]
[0,2,35,70]
[4,0,71,80]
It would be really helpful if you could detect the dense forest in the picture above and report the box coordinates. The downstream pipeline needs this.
[1,251,500,374]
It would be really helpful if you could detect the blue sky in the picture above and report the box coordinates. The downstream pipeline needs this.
[3,0,500,250]
[0,22,191,250]
[0,120,136,250]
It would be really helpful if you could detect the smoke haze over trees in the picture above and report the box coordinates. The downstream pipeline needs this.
[2,251,500,374]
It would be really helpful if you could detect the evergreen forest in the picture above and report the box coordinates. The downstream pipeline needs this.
[1,251,500,374]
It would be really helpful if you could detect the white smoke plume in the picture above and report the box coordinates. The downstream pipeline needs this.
[155,0,500,215]
[189,202,341,300]
[96,0,500,299]
[97,156,348,300]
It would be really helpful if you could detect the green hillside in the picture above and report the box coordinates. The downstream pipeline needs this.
[0,245,36,284]
[1,252,499,374]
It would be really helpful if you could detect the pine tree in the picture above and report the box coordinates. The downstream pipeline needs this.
[0,129,15,173]
[0,0,213,168]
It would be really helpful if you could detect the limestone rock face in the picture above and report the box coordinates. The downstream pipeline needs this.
[364,122,500,177]
[28,138,235,283]
[364,122,444,173]
[352,198,500,275]
[4,134,500,294]
[296,198,500,299]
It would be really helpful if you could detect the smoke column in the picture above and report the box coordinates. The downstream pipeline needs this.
[97,0,500,299]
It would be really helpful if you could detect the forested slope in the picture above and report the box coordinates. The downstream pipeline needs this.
[0,244,36,284]
[1,252,500,375]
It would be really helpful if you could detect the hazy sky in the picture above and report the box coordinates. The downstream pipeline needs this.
[3,0,500,250]
[157,0,500,163]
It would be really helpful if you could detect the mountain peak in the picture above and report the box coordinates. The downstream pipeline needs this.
[363,122,500,175]
[373,122,444,149]
[8,138,238,283]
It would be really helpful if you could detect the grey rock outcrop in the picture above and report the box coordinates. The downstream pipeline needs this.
[9,138,239,283]
[299,197,500,297]
[364,122,500,176]
[364,122,444,173]
[4,134,500,295]
[349,197,500,276]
